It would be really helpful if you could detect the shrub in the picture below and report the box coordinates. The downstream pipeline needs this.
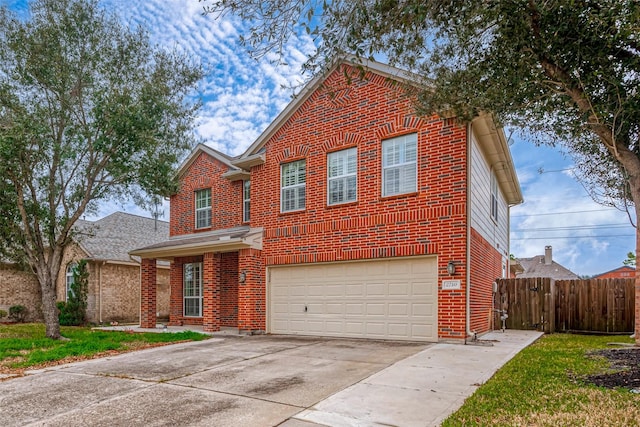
[0,309,7,320]
[58,260,88,326]
[8,305,27,323]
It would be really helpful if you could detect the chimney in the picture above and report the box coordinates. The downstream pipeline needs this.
[544,246,552,265]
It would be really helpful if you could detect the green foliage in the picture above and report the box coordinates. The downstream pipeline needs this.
[0,0,202,338]
[623,251,636,267]
[8,305,27,323]
[0,309,7,320]
[58,260,89,326]
[443,334,638,426]
[205,0,640,210]
[0,323,208,369]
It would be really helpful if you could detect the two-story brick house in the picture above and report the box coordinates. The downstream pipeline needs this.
[131,58,523,342]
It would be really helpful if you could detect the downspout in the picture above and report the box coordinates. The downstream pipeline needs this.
[98,262,104,324]
[465,122,475,344]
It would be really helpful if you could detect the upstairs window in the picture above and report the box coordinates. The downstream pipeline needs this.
[195,188,212,229]
[243,180,251,222]
[382,133,417,197]
[281,160,306,212]
[491,170,499,222]
[328,147,357,205]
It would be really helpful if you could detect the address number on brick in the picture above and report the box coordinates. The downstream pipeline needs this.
[442,280,461,290]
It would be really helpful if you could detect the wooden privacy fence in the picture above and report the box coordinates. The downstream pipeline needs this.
[494,278,635,334]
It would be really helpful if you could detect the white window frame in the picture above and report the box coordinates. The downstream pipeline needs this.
[65,263,77,301]
[281,160,306,212]
[195,188,212,229]
[243,180,251,223]
[183,262,203,317]
[327,147,357,205]
[382,133,417,197]
[490,170,499,222]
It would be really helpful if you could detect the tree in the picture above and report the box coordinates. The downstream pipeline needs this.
[624,252,636,267]
[58,259,89,326]
[0,0,202,339]
[203,0,640,341]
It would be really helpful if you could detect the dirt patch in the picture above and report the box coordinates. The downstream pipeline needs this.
[583,348,640,389]
[248,375,305,395]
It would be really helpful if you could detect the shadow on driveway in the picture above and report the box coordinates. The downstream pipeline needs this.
[0,335,428,427]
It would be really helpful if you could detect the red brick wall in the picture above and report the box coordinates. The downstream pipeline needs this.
[140,258,157,328]
[238,248,265,331]
[594,267,635,279]
[220,252,239,327]
[249,65,469,339]
[170,153,243,237]
[469,227,502,334]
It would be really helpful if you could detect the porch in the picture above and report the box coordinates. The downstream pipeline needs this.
[130,227,264,333]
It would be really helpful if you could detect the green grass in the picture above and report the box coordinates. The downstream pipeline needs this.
[443,334,640,427]
[0,323,208,371]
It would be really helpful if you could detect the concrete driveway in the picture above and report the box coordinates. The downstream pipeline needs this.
[0,335,429,426]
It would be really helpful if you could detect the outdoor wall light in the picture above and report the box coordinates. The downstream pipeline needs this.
[447,261,456,275]
[239,271,247,283]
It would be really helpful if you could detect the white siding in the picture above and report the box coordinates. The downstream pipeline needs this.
[470,134,510,260]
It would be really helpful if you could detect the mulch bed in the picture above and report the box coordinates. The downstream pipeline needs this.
[583,347,640,389]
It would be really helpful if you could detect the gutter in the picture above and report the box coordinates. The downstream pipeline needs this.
[465,122,475,344]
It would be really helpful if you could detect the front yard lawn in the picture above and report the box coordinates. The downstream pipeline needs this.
[443,334,640,426]
[0,323,208,376]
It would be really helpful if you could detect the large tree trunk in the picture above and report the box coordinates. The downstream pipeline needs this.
[33,249,65,340]
[40,275,61,339]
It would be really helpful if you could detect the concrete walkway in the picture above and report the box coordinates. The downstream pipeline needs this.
[0,329,542,427]
[284,329,543,427]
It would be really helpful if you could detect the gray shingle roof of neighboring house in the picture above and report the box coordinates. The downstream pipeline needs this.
[516,246,580,280]
[74,212,169,264]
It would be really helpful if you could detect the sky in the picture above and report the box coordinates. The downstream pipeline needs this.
[4,0,637,277]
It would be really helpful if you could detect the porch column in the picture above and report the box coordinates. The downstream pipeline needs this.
[140,258,157,328]
[168,260,183,326]
[238,248,265,333]
[202,252,220,332]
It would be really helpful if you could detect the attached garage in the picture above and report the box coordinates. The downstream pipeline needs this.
[268,256,438,342]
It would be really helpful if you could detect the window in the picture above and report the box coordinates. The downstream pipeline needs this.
[65,263,77,301]
[382,133,417,197]
[195,189,211,229]
[243,180,251,222]
[328,148,357,205]
[490,170,498,222]
[183,263,203,317]
[281,160,306,212]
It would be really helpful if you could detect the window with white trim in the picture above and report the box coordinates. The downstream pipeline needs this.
[281,160,306,212]
[183,262,203,317]
[195,188,211,229]
[490,170,498,222]
[65,263,77,301]
[382,133,417,197]
[328,147,357,205]
[243,180,251,222]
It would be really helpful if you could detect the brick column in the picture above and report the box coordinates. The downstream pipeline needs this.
[140,258,157,328]
[168,259,183,326]
[202,252,220,332]
[238,248,265,333]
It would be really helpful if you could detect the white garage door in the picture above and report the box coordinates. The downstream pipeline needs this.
[268,256,438,342]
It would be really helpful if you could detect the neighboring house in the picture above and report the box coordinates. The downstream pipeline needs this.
[131,58,523,342]
[0,212,170,324]
[516,246,580,280]
[593,266,636,279]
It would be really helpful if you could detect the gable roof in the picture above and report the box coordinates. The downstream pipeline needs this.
[175,143,239,179]
[230,56,522,205]
[235,57,416,162]
[74,212,169,264]
[516,255,579,280]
